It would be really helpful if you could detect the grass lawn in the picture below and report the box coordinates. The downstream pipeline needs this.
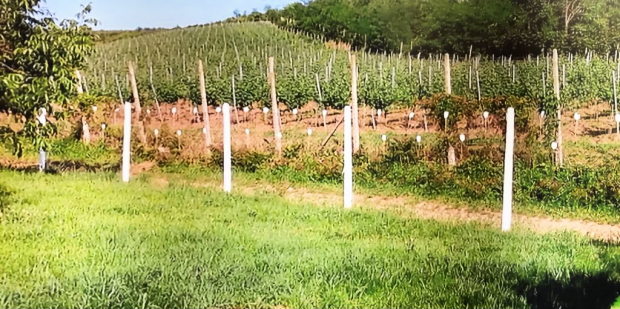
[0,170,619,308]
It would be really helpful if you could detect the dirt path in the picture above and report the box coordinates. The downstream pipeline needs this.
[162,176,620,243]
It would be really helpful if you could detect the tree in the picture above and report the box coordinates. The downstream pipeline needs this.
[0,0,95,156]
[563,0,584,34]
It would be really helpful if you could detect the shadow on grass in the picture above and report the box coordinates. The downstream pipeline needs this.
[0,160,119,174]
[583,127,614,137]
[518,271,620,309]
[0,183,13,213]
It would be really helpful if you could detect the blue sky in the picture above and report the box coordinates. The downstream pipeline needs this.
[42,0,300,30]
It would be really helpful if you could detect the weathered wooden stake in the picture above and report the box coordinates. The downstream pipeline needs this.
[127,62,142,117]
[268,57,283,156]
[127,61,146,145]
[231,75,240,124]
[75,70,84,95]
[198,60,213,148]
[444,53,452,95]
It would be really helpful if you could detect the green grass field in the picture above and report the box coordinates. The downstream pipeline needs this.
[0,170,618,308]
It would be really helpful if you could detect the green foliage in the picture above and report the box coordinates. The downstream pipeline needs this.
[235,74,268,107]
[0,0,95,155]
[278,73,313,109]
[237,0,620,56]
[1,170,618,308]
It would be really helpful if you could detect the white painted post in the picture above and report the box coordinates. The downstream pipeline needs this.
[573,112,581,135]
[483,111,490,132]
[38,148,47,172]
[343,106,353,209]
[223,103,232,193]
[101,123,107,141]
[501,107,515,232]
[121,101,132,183]
[322,109,328,127]
[37,108,47,172]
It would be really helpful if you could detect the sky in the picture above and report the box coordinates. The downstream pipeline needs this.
[42,0,300,30]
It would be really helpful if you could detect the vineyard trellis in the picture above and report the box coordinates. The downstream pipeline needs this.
[84,22,620,119]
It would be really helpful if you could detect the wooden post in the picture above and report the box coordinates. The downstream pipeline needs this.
[343,106,353,209]
[223,103,232,193]
[75,70,84,95]
[542,72,547,97]
[562,64,566,89]
[75,69,92,144]
[501,107,515,232]
[232,75,240,124]
[198,60,213,148]
[444,53,452,95]
[552,49,564,167]
[468,65,472,89]
[268,57,283,156]
[319,117,345,151]
[127,62,142,117]
[148,64,163,122]
[122,101,132,183]
[350,55,361,153]
[127,61,146,145]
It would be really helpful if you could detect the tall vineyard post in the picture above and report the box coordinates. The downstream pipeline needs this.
[198,60,213,149]
[269,57,283,156]
[127,61,142,117]
[444,53,452,95]
[128,61,147,145]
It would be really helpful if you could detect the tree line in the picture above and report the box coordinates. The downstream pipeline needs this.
[231,0,620,56]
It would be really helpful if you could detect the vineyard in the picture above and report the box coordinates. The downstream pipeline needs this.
[39,21,620,214]
[85,22,619,111]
